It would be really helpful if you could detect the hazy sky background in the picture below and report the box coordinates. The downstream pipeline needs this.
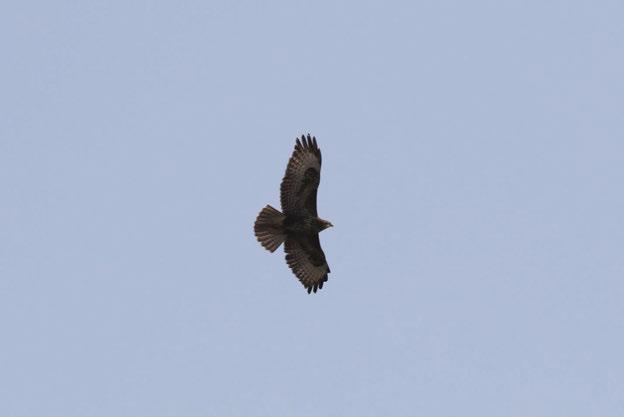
[2,1,623,416]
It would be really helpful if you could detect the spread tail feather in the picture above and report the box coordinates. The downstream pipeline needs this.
[254,205,286,252]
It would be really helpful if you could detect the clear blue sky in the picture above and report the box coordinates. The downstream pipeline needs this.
[1,1,623,416]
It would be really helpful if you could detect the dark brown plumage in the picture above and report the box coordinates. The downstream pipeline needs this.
[254,134,332,293]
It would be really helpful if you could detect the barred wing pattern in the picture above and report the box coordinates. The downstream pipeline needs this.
[284,234,330,293]
[280,134,322,216]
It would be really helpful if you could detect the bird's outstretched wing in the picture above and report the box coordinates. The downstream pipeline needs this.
[284,234,330,293]
[280,134,322,216]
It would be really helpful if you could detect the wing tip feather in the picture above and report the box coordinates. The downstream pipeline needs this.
[295,134,318,150]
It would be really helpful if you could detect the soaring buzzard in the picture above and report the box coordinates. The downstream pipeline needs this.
[254,134,332,293]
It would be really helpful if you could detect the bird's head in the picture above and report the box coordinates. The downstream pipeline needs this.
[318,218,333,231]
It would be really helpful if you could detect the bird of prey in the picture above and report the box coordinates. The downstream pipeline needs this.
[254,134,332,293]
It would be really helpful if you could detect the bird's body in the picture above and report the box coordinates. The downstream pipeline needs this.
[254,135,332,293]
[283,215,330,234]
